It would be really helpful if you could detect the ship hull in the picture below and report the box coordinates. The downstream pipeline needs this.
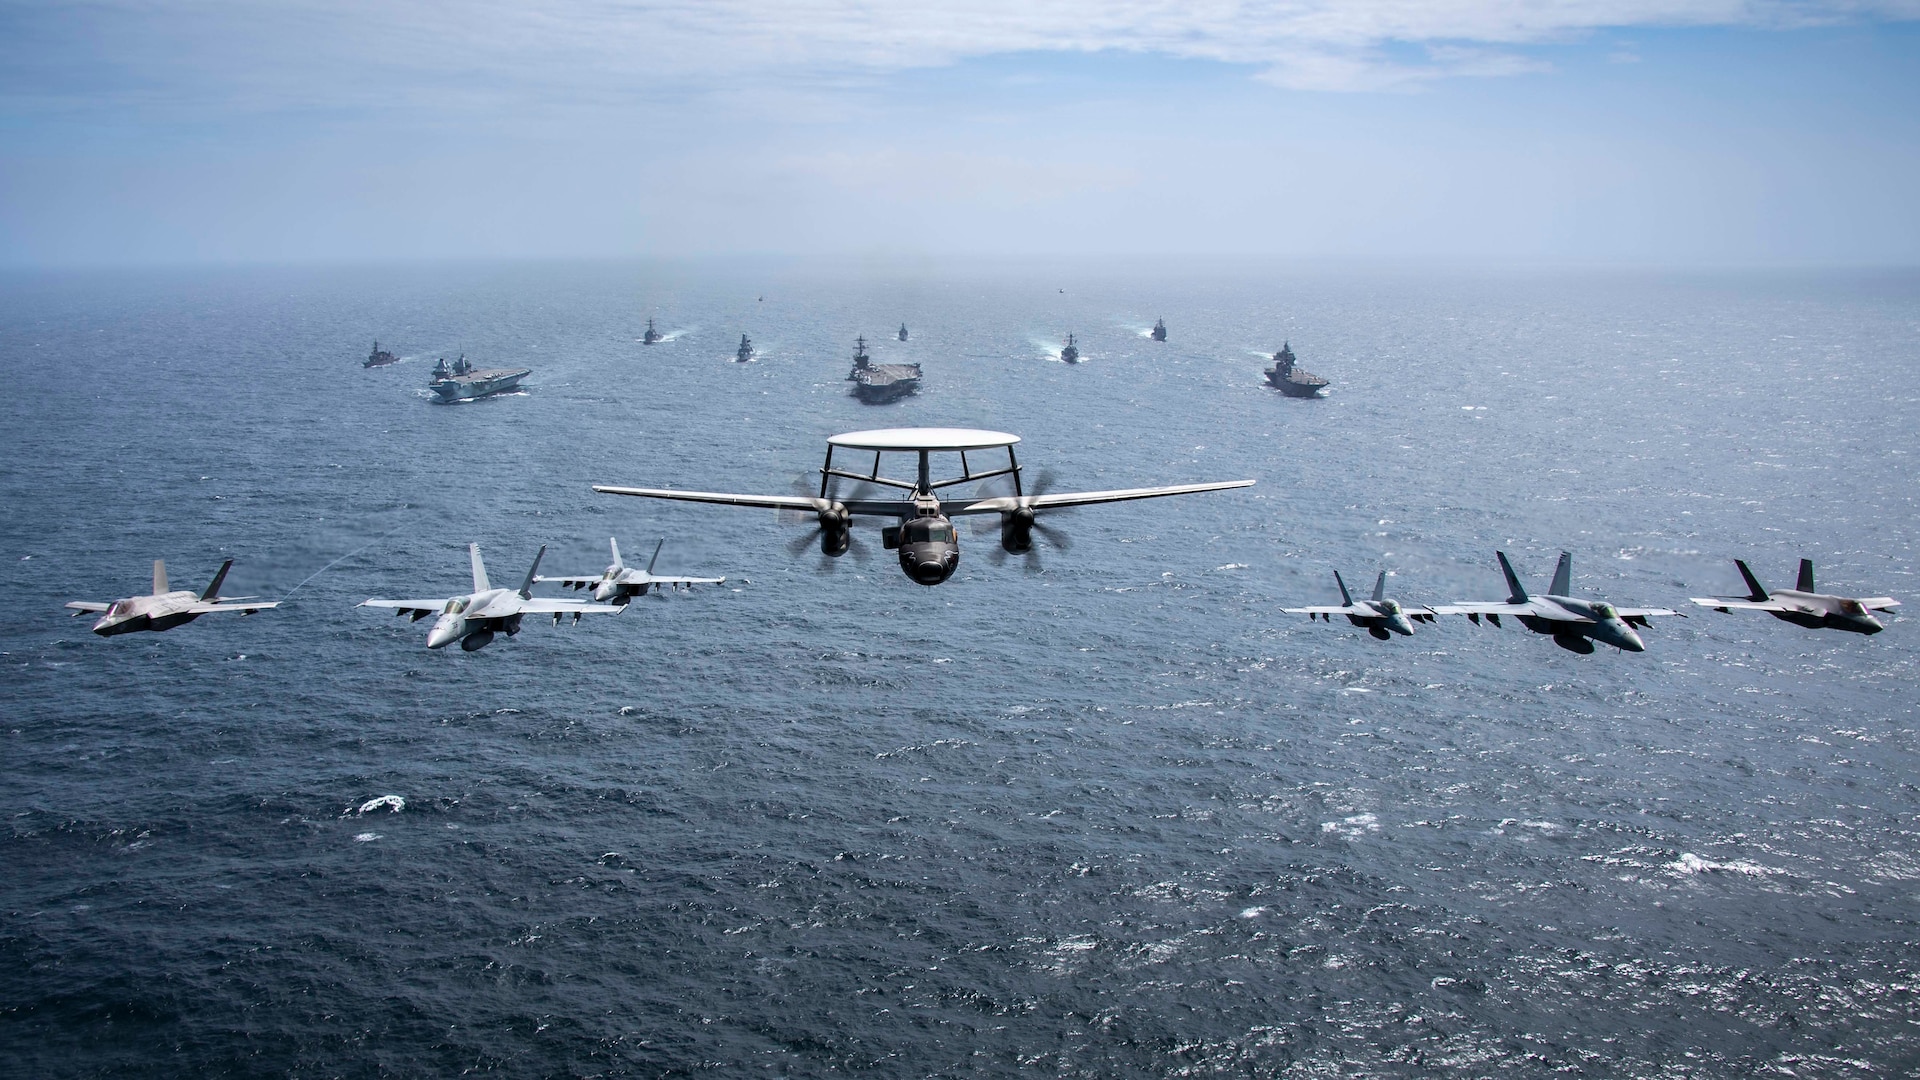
[430,369,531,402]
[852,379,919,404]
[1267,372,1328,398]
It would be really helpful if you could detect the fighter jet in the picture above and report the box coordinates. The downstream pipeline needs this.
[1690,558,1899,634]
[361,544,622,651]
[1282,570,1436,639]
[1433,551,1683,653]
[66,559,277,637]
[535,538,725,605]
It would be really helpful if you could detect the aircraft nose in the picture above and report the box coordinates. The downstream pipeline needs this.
[594,584,615,602]
[427,617,462,649]
[1612,622,1646,652]
[1388,614,1415,636]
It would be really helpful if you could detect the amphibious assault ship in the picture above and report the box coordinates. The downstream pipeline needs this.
[429,355,531,402]
[736,335,755,363]
[1151,318,1167,342]
[846,335,921,404]
[365,341,399,368]
[1265,342,1327,398]
[1060,334,1080,364]
[643,319,661,345]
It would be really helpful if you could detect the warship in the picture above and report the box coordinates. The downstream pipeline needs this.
[428,355,531,402]
[364,341,399,368]
[642,319,661,345]
[1059,334,1080,364]
[1151,318,1167,342]
[1265,341,1328,398]
[736,334,755,363]
[846,335,921,404]
[898,323,909,342]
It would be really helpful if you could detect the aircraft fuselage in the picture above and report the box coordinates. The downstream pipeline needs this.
[1518,596,1645,652]
[90,591,205,636]
[427,587,525,650]
[1759,590,1884,634]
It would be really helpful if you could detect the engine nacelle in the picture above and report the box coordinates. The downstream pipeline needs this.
[1000,507,1035,555]
[818,503,852,557]
[460,630,496,651]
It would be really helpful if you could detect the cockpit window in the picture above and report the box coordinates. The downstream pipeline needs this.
[1593,603,1617,619]
[1840,599,1866,615]
[904,520,954,544]
[1380,600,1400,614]
[109,600,131,616]
[443,598,469,615]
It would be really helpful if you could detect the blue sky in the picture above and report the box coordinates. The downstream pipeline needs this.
[1,1,1916,266]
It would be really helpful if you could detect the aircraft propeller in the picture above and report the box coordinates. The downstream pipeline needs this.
[972,468,1073,570]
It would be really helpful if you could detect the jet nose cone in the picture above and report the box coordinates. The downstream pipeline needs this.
[1615,623,1647,652]
[1388,615,1415,636]
[594,584,615,602]
[427,617,462,649]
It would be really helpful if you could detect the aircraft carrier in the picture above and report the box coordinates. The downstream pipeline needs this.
[429,355,531,402]
[847,336,920,404]
[1265,342,1327,397]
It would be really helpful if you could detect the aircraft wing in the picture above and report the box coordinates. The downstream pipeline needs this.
[1432,601,1571,620]
[592,486,903,518]
[1280,605,1356,615]
[534,575,604,587]
[1611,606,1683,619]
[1860,597,1901,611]
[190,600,279,614]
[517,598,625,615]
[948,479,1254,515]
[593,485,820,511]
[65,601,111,613]
[648,575,727,586]
[1689,597,1786,612]
[362,598,451,616]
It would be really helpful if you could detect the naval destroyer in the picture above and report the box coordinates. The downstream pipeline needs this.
[1265,342,1328,398]
[364,341,399,368]
[846,336,921,404]
[1151,318,1167,342]
[897,323,909,342]
[642,319,661,345]
[736,334,755,362]
[1059,334,1080,364]
[429,355,531,402]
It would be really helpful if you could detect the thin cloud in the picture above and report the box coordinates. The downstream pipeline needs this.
[4,0,1915,114]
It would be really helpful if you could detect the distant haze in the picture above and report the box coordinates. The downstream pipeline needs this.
[1,1,1916,266]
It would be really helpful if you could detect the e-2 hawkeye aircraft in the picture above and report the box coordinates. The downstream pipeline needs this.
[1690,558,1898,634]
[66,559,277,636]
[535,538,725,605]
[593,428,1253,587]
[361,544,622,651]
[1433,550,1683,653]
[1282,570,1437,639]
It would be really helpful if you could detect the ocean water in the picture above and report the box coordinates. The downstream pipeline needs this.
[2,260,1917,1077]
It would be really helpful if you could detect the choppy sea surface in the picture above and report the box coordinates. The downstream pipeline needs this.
[2,260,1917,1077]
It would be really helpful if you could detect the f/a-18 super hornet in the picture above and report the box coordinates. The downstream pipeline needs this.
[535,538,725,605]
[1283,570,1437,639]
[593,427,1252,587]
[361,544,622,651]
[66,559,277,637]
[1690,558,1899,635]
[1433,551,1682,653]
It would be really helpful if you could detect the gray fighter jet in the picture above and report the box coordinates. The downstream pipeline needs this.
[1433,551,1682,653]
[66,559,277,637]
[1690,559,1898,634]
[535,538,726,605]
[1282,570,1436,639]
[361,544,622,651]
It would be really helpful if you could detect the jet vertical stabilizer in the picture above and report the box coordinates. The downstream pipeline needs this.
[1371,571,1388,603]
[200,560,233,601]
[153,560,169,595]
[1798,559,1816,593]
[1735,559,1771,602]
[1549,552,1573,597]
[519,546,546,600]
[1496,551,1530,604]
[609,537,624,570]
[470,544,491,593]
[646,538,665,575]
[1334,570,1354,607]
